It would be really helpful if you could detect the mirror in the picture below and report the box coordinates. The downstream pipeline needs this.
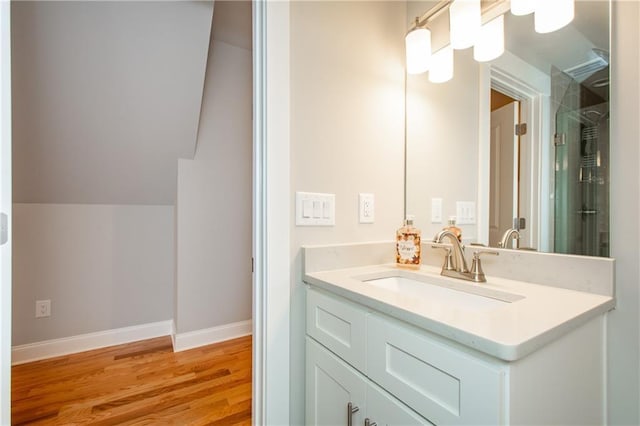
[406,0,610,257]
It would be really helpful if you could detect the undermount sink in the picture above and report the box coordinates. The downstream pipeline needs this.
[355,271,525,312]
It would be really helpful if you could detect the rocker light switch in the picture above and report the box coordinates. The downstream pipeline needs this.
[296,192,335,226]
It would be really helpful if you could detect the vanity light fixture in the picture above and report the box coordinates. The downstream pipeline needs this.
[405,18,432,74]
[405,0,575,76]
[535,0,574,34]
[429,46,454,83]
[473,14,504,62]
[449,0,481,50]
[510,0,536,16]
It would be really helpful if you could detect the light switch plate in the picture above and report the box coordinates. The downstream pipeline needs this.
[359,193,375,223]
[296,192,335,226]
[456,201,476,225]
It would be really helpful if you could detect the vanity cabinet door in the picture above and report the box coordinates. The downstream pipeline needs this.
[366,382,433,426]
[367,314,507,426]
[306,337,366,426]
[307,287,368,371]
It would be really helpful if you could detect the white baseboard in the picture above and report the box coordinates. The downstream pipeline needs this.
[173,319,252,352]
[11,320,174,365]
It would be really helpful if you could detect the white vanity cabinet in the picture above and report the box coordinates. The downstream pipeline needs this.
[306,286,606,426]
[306,338,431,426]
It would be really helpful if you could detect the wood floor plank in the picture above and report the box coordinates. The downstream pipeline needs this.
[11,336,252,425]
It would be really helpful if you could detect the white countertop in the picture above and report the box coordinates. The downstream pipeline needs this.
[304,263,615,361]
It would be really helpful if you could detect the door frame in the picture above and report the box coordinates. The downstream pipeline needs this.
[0,1,12,423]
[252,1,291,424]
[478,52,551,250]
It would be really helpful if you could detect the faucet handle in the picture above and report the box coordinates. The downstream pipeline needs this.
[470,250,499,283]
[431,243,455,271]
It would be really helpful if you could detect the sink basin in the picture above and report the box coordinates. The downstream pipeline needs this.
[355,271,524,313]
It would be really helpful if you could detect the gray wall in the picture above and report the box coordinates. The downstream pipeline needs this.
[609,1,640,424]
[11,1,213,205]
[175,30,252,334]
[289,2,407,423]
[10,1,222,346]
[12,204,174,345]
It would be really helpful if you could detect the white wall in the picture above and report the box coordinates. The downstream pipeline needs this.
[289,2,406,423]
[175,7,252,334]
[608,1,640,424]
[12,204,174,345]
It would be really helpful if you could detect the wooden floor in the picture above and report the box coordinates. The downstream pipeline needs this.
[11,335,252,425]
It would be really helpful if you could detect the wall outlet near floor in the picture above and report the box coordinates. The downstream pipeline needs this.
[35,300,51,318]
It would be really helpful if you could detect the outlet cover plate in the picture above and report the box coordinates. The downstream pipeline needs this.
[359,193,375,223]
[35,300,51,318]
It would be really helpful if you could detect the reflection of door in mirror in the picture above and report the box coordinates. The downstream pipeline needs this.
[489,92,519,248]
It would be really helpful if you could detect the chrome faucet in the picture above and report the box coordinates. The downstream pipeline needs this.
[498,228,520,249]
[433,230,498,283]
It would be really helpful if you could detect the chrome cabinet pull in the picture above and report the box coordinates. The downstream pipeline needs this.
[347,402,359,426]
[365,418,377,426]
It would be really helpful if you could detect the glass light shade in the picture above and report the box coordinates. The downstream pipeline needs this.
[511,0,537,16]
[429,46,454,83]
[449,0,481,50]
[473,15,504,62]
[535,0,574,33]
[405,27,431,74]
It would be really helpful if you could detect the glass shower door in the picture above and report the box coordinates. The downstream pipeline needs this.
[553,68,610,257]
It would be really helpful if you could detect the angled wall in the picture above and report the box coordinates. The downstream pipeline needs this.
[174,1,252,340]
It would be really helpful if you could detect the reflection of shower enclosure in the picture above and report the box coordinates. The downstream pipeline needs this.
[553,65,609,257]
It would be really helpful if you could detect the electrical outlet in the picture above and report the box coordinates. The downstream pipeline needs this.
[359,193,375,223]
[431,198,443,223]
[35,300,51,318]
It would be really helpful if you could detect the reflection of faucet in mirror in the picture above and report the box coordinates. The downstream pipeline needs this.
[498,228,520,249]
[433,230,499,283]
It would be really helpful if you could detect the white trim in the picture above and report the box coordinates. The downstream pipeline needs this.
[173,320,252,352]
[11,320,173,365]
[479,51,551,251]
[252,2,267,423]
[0,1,11,423]
[252,1,291,425]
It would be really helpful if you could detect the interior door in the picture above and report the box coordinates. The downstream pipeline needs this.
[489,101,518,247]
[0,2,12,423]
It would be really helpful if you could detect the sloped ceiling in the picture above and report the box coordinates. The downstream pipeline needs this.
[12,1,214,205]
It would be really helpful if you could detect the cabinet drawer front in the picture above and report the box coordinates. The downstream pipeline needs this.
[367,314,506,425]
[307,287,368,371]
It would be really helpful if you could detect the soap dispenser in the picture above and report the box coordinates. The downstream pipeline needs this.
[396,215,421,269]
[445,216,462,242]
